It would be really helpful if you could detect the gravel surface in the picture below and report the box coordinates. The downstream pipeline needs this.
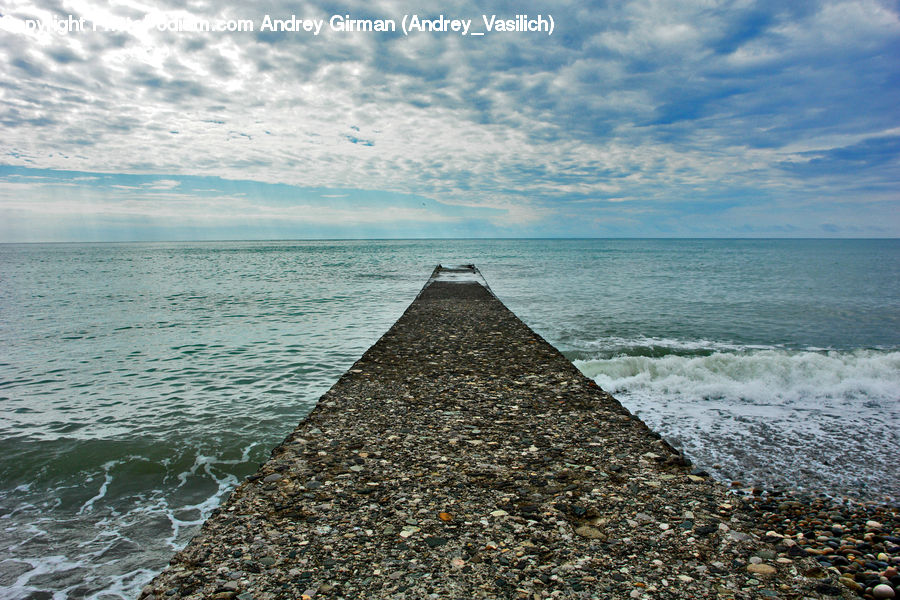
[142,266,895,600]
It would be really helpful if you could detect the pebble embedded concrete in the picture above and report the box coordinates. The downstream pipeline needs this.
[142,267,871,600]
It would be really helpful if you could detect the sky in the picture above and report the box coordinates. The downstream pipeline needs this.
[1,0,898,241]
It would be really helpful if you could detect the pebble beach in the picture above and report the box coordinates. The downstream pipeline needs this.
[140,267,899,600]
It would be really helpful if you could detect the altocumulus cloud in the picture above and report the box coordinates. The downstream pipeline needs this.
[0,0,898,240]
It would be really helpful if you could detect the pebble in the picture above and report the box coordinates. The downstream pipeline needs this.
[741,489,898,599]
[574,525,605,539]
[747,564,777,576]
[839,577,862,592]
[873,584,896,599]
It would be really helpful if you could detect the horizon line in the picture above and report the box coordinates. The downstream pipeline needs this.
[2,236,899,245]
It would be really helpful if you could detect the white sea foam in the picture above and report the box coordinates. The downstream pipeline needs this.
[0,441,263,600]
[78,461,115,515]
[575,347,900,500]
[579,335,779,354]
[164,452,244,547]
[5,555,82,600]
[577,348,900,406]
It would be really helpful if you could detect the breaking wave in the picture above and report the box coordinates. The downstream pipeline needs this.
[575,345,900,502]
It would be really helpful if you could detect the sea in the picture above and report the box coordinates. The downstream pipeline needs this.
[1,239,898,599]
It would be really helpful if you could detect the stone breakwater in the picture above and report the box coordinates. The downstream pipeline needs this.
[142,266,895,600]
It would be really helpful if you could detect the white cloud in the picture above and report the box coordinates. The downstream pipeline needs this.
[0,0,897,237]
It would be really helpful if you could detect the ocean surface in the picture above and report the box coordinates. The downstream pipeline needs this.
[1,239,898,599]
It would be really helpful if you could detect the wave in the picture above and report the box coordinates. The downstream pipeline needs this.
[0,438,265,600]
[575,347,900,405]
[573,345,900,502]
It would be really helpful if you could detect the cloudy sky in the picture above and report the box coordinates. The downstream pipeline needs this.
[1,0,898,241]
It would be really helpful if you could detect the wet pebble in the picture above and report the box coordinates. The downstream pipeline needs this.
[873,584,896,599]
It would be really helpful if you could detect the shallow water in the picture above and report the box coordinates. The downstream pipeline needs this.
[1,239,898,598]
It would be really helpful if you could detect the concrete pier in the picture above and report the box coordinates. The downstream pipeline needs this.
[142,266,843,599]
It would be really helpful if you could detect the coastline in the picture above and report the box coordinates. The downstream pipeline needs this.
[141,266,894,599]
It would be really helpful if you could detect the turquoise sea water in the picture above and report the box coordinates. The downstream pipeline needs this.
[1,239,899,598]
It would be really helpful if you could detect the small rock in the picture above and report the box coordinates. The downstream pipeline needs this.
[873,584,896,599]
[747,563,776,576]
[727,531,752,542]
[574,525,605,539]
[425,536,447,548]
